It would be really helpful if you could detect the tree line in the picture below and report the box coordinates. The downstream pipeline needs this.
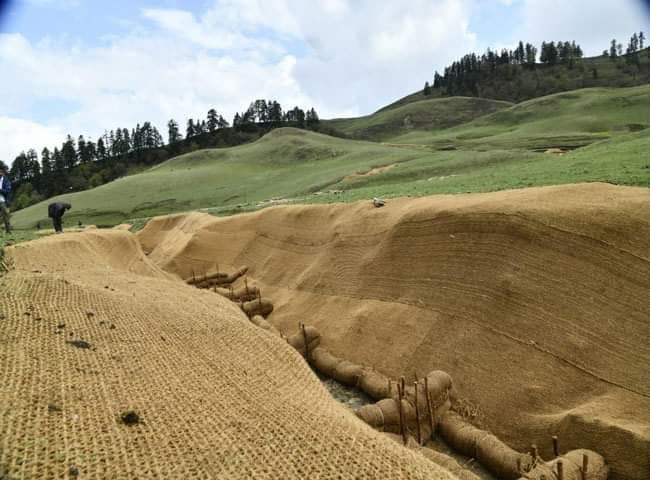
[3,100,320,211]
[603,32,646,66]
[425,39,584,97]
[423,32,648,100]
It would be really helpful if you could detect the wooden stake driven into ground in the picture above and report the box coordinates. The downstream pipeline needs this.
[414,381,422,445]
[398,377,406,445]
[424,376,435,435]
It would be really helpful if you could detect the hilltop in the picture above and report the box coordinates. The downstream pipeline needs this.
[324,97,512,141]
[385,47,650,110]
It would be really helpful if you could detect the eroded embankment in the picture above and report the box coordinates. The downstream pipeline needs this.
[0,230,458,479]
[138,183,650,480]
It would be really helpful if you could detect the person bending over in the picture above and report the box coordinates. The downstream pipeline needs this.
[48,202,72,233]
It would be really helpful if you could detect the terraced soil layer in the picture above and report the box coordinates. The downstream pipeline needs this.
[138,183,650,480]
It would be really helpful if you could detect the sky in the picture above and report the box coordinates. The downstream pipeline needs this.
[0,0,649,164]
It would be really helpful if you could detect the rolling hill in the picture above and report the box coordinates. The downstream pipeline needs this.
[9,85,650,230]
[324,96,512,141]
[390,84,650,148]
[382,48,650,109]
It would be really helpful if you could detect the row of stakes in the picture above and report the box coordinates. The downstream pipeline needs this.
[191,273,594,480]
[392,374,591,479]
[522,437,591,480]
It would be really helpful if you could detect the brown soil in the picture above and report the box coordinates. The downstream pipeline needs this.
[137,182,650,480]
[0,230,455,478]
[344,163,397,181]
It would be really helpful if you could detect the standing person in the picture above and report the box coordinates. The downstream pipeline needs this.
[0,166,12,234]
[48,202,71,233]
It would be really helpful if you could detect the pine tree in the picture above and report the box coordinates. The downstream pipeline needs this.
[610,39,618,58]
[167,119,181,144]
[640,32,645,50]
[207,109,218,132]
[217,115,229,129]
[61,135,77,170]
[97,138,107,161]
[41,148,52,176]
[186,119,195,138]
[122,128,131,155]
[423,81,431,95]
[77,135,87,162]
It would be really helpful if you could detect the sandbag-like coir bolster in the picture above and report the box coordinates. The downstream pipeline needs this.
[357,367,391,399]
[241,298,274,318]
[356,397,450,440]
[438,411,533,480]
[195,266,249,288]
[214,285,260,302]
[310,347,342,377]
[288,325,321,356]
[518,449,608,480]
[185,271,228,285]
[250,315,280,335]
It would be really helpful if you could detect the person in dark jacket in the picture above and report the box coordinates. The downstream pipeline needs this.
[48,202,72,233]
[0,167,12,234]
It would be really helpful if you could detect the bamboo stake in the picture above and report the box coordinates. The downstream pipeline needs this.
[552,435,559,458]
[582,454,589,480]
[424,376,435,435]
[414,381,422,445]
[398,377,406,445]
[557,459,564,480]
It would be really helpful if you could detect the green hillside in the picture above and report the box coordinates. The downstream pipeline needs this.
[11,129,430,227]
[391,85,650,149]
[325,97,512,141]
[11,85,650,229]
[384,48,650,110]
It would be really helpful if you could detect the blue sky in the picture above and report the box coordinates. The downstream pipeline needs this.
[0,0,648,163]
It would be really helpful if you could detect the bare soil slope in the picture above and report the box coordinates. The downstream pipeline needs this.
[0,230,457,479]
[139,183,650,480]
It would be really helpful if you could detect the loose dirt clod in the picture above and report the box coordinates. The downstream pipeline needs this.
[120,411,141,426]
[66,340,92,349]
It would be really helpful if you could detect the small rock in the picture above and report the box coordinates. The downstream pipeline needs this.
[120,411,141,426]
[47,404,62,413]
[66,340,92,349]
[372,197,385,208]
[68,465,79,477]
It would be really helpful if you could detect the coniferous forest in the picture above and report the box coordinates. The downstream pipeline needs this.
[3,101,321,211]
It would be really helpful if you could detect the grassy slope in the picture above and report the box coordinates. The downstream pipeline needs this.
[384,49,650,109]
[11,130,432,227]
[11,85,650,228]
[324,97,512,141]
[391,85,650,149]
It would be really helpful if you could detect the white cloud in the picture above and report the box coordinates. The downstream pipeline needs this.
[0,0,478,164]
[514,0,650,56]
[0,117,63,162]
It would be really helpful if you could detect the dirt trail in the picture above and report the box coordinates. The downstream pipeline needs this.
[138,182,650,480]
[0,230,456,479]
